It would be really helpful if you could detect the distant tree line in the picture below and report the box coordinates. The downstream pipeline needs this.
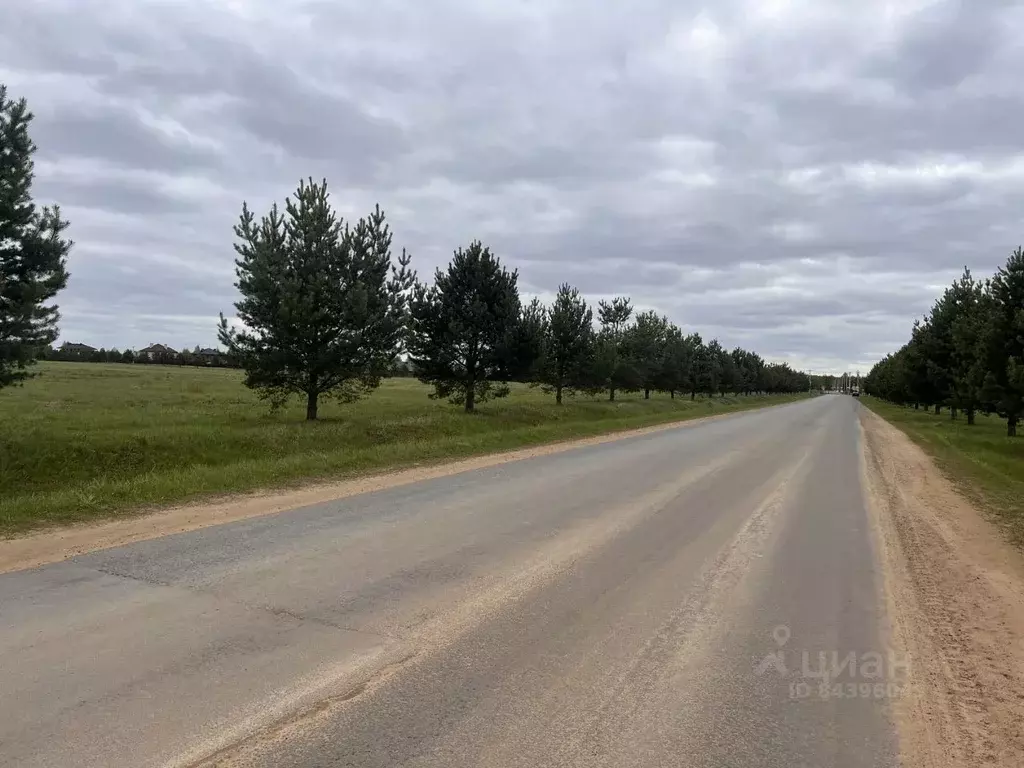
[405,246,809,412]
[41,345,238,367]
[864,248,1024,436]
[219,179,812,420]
[43,346,135,364]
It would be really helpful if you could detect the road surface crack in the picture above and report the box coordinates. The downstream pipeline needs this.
[91,565,407,643]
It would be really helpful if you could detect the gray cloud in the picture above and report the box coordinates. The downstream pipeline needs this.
[2,0,1023,373]
[30,102,222,171]
[864,0,1012,93]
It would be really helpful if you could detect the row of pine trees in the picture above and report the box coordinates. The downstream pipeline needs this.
[863,248,1024,436]
[219,180,810,420]
[0,84,811,410]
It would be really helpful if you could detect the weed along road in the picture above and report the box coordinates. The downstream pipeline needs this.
[0,396,904,767]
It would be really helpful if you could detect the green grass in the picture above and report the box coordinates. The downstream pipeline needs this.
[860,396,1024,545]
[0,362,809,535]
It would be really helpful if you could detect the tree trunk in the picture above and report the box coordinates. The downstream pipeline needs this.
[1009,414,1018,438]
[609,387,615,402]
[670,390,675,400]
[914,403,919,410]
[465,384,475,413]
[967,408,976,426]
[934,404,941,415]
[690,390,696,401]
[950,407,957,421]
[306,390,319,421]
[556,385,563,405]
[644,388,650,400]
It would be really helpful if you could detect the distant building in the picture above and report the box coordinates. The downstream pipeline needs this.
[195,348,222,365]
[137,343,178,362]
[60,342,97,354]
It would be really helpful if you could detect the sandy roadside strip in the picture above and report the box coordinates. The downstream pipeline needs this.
[1,406,767,574]
[860,407,1024,767]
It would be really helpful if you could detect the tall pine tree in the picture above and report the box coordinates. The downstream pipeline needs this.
[407,241,523,412]
[701,339,725,396]
[593,296,633,401]
[504,296,547,383]
[624,310,668,400]
[980,248,1024,436]
[656,324,693,399]
[219,179,414,420]
[950,269,986,425]
[0,85,71,388]
[687,333,706,400]
[539,283,593,404]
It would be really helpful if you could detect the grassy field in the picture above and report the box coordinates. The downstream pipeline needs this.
[0,362,810,535]
[861,396,1024,544]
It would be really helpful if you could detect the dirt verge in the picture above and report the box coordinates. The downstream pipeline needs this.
[0,409,753,574]
[860,407,1024,767]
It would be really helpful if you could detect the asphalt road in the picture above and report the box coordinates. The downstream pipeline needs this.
[0,396,899,767]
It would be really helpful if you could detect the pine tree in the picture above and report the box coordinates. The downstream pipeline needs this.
[687,333,706,399]
[920,292,956,416]
[593,296,633,401]
[539,283,593,404]
[731,348,763,395]
[624,310,668,400]
[0,85,71,388]
[219,179,414,420]
[702,339,725,396]
[407,241,523,412]
[980,248,1024,436]
[657,324,692,399]
[904,320,938,409]
[504,296,547,382]
[948,268,985,424]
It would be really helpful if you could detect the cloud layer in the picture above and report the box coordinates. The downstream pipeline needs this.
[3,0,1023,373]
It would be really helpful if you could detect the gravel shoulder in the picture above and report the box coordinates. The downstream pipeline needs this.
[860,406,1024,767]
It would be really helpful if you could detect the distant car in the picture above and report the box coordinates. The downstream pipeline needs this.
[851,389,860,397]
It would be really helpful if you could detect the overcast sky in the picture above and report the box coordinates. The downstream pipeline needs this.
[2,0,1022,374]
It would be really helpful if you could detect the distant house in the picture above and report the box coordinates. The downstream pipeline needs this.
[60,342,97,354]
[196,348,222,365]
[137,343,178,362]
